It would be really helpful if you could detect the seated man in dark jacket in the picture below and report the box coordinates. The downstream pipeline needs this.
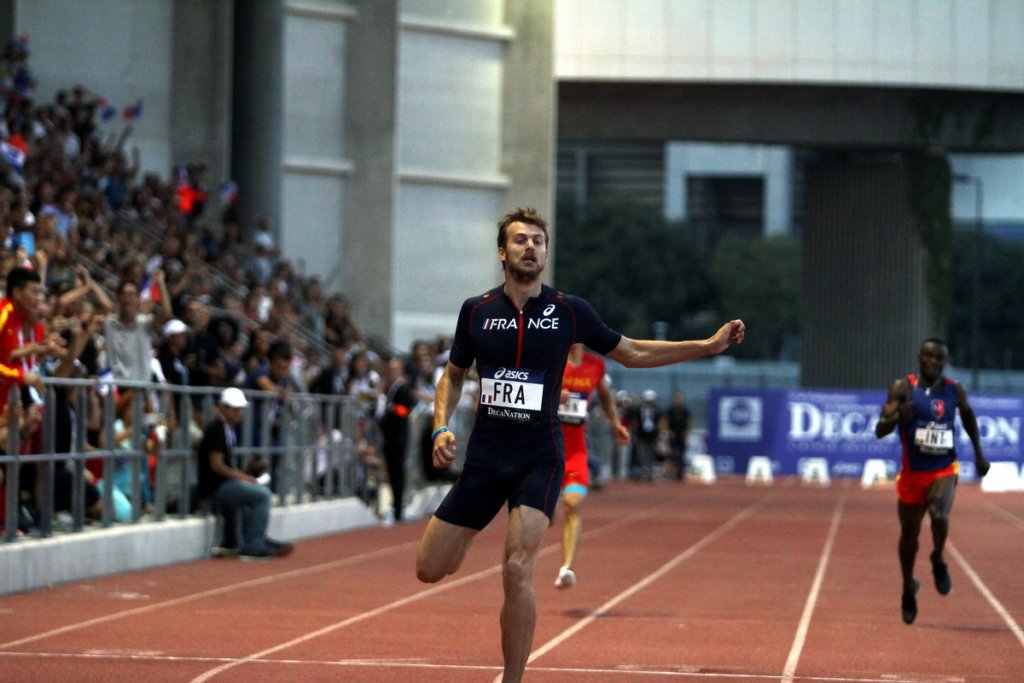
[196,387,292,560]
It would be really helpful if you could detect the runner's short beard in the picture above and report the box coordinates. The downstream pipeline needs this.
[507,260,544,283]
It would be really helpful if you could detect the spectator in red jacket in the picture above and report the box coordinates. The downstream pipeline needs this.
[0,266,60,408]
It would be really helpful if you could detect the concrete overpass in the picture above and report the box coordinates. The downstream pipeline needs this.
[554,0,1024,388]
[559,82,1024,152]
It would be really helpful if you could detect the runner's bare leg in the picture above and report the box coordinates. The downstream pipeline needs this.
[416,516,478,582]
[925,476,956,562]
[500,505,549,682]
[560,492,584,570]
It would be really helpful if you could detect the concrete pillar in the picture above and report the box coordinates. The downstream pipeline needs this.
[171,0,232,220]
[0,3,14,45]
[342,0,397,342]
[231,0,283,237]
[502,0,556,271]
[801,155,933,389]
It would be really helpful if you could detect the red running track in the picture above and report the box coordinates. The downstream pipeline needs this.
[1,477,1023,682]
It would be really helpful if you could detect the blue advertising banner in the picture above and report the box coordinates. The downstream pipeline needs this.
[707,388,1023,479]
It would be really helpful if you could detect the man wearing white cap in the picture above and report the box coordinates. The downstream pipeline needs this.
[196,387,292,560]
[156,319,190,387]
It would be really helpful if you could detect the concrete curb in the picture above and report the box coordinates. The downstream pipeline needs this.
[0,497,380,596]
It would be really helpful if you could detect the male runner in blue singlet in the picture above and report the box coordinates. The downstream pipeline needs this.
[875,338,989,625]
[415,207,745,683]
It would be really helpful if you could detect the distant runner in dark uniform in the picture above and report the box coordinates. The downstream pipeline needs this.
[415,207,745,683]
[875,337,989,625]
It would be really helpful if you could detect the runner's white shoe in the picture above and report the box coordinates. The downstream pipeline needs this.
[554,566,576,589]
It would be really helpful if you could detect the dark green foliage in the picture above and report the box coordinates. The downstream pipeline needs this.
[948,228,1024,369]
[553,199,801,359]
[553,200,715,340]
[707,234,801,360]
[908,154,953,330]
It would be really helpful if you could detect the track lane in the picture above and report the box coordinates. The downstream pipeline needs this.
[525,484,843,680]
[793,485,1024,682]
[1,480,1022,682]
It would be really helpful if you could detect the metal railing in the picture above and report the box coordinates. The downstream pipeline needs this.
[1,378,368,542]
[2,373,661,543]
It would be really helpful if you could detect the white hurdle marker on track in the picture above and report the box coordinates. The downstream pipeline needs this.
[799,457,830,487]
[745,456,773,485]
[860,459,891,489]
[981,461,1023,493]
[688,454,716,484]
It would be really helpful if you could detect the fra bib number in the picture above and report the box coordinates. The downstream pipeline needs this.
[479,367,545,425]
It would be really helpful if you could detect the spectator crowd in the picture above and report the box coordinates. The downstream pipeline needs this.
[0,36,697,539]
[0,35,455,535]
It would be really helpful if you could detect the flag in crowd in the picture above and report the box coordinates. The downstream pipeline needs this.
[1,141,25,173]
[99,99,117,121]
[139,272,162,304]
[123,99,143,121]
[96,97,143,122]
[219,180,238,205]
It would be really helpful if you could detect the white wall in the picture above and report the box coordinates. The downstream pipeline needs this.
[281,2,352,288]
[278,0,517,349]
[555,0,1024,91]
[392,1,510,350]
[401,0,503,27]
[284,9,348,162]
[394,183,504,345]
[281,172,345,286]
[19,0,174,177]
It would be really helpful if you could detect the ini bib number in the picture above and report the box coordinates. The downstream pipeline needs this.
[914,424,953,455]
[557,392,589,425]
[479,367,545,425]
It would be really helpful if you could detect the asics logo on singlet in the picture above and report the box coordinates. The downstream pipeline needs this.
[543,304,556,316]
[495,368,530,381]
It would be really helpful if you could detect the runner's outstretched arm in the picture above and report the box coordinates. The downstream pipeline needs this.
[607,320,745,369]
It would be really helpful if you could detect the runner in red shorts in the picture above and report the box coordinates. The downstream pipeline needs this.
[554,344,630,589]
[875,338,989,625]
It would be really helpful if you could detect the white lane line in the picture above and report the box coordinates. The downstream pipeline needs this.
[982,501,1024,533]
[781,497,845,683]
[5,496,673,655]
[3,501,667,662]
[0,648,969,681]
[0,541,420,651]
[189,562,505,682]
[524,495,774,671]
[189,502,673,682]
[947,540,1024,649]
